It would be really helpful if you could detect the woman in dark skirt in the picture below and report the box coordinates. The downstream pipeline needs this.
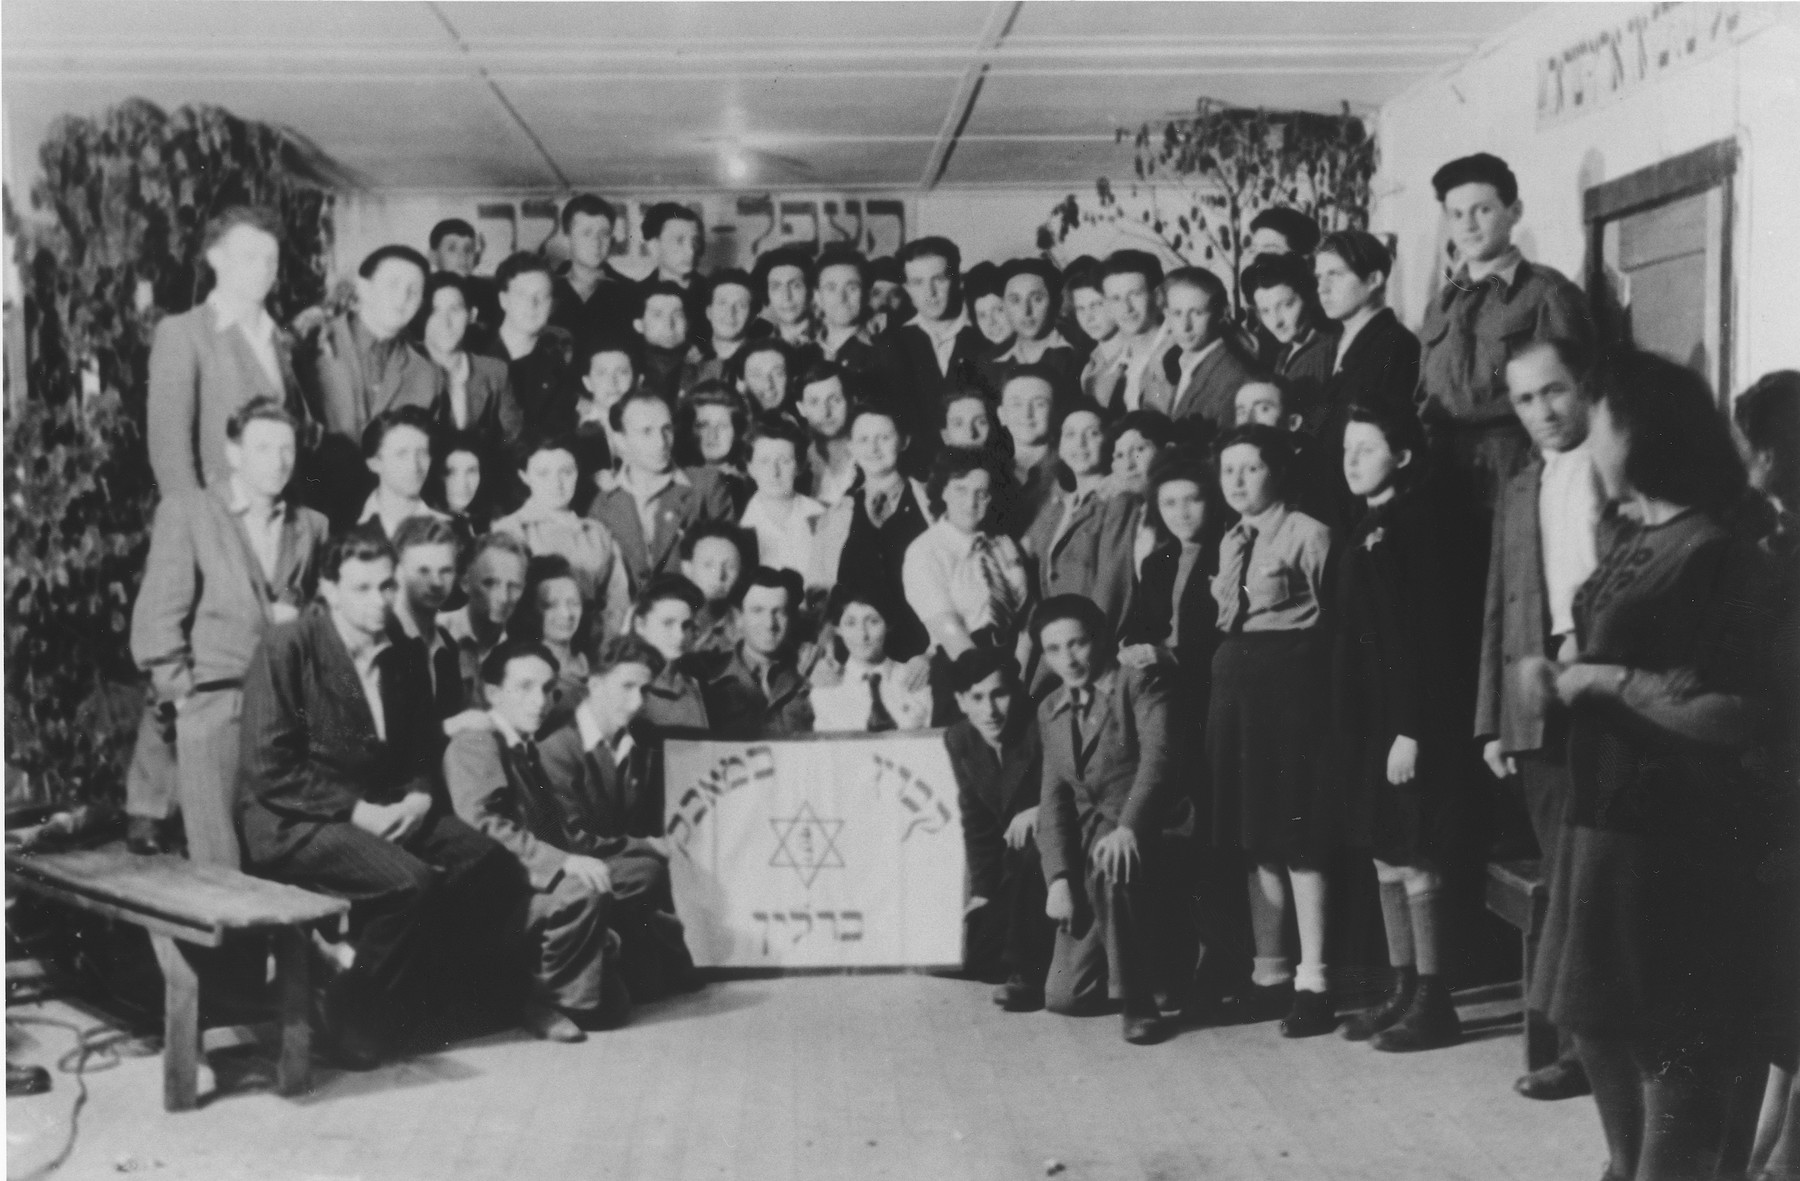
[1526,350,1781,1181]
[1205,424,1338,1036]
[1330,406,1482,1052]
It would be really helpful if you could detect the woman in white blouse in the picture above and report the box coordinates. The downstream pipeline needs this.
[902,446,1033,668]
[809,591,934,732]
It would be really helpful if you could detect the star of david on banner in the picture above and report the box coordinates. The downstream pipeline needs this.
[768,802,846,888]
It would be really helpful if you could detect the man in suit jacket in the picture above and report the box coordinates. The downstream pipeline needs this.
[873,238,988,445]
[587,389,734,591]
[129,399,329,864]
[1151,267,1262,428]
[1079,251,1168,416]
[699,567,815,740]
[443,641,629,1041]
[1021,479,1139,641]
[147,206,305,496]
[1032,595,1185,1044]
[237,528,528,1068]
[537,636,697,1003]
[947,650,1053,1007]
[388,515,468,728]
[1475,337,1602,1101]
[293,245,444,529]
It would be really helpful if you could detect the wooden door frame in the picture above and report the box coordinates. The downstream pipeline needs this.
[1583,138,1738,406]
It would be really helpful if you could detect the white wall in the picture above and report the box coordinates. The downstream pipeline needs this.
[1374,4,1800,392]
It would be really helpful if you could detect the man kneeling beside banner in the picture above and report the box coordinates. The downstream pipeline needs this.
[664,732,966,969]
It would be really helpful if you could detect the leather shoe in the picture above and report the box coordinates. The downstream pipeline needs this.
[991,975,1044,1012]
[1371,977,1461,1052]
[1122,1003,1168,1045]
[1514,1057,1592,1101]
[7,1062,51,1096]
[317,970,386,1071]
[523,1003,586,1044]
[1342,966,1417,1042]
[1279,989,1337,1038]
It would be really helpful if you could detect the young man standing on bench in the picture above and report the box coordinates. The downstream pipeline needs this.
[237,527,531,1068]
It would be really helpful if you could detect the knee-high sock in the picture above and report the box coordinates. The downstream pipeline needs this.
[1378,878,1416,968]
[1406,887,1444,978]
[1248,865,1287,962]
[1289,867,1328,993]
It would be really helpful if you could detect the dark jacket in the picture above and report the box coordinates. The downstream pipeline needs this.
[1475,454,1553,753]
[1315,307,1419,439]
[237,606,441,862]
[1416,259,1591,427]
[1020,486,1139,640]
[443,728,570,891]
[1154,341,1263,427]
[874,318,989,441]
[947,715,1043,902]
[1122,536,1222,688]
[536,718,666,858]
[585,466,735,592]
[699,645,814,740]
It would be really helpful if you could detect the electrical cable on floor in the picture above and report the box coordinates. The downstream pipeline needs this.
[8,1013,137,1180]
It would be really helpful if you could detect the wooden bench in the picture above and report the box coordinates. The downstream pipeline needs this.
[1485,858,1556,1072]
[5,842,349,1112]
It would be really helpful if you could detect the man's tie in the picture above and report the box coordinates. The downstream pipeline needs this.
[1217,523,1259,633]
[865,672,898,733]
[868,488,893,529]
[1069,688,1090,776]
[1107,357,1130,409]
[973,534,1022,637]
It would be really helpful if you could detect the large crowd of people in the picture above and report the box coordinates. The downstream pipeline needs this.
[121,147,1795,1178]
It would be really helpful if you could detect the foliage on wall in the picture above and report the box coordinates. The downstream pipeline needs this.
[5,98,337,809]
[1039,99,1377,311]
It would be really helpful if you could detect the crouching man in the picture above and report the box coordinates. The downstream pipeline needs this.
[536,636,697,1007]
[237,527,529,1068]
[1033,594,1186,1045]
[444,639,631,1042]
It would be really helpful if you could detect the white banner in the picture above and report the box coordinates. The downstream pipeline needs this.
[664,732,965,969]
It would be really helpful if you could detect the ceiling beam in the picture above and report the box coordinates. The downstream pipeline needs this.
[921,0,1023,191]
[427,1,568,189]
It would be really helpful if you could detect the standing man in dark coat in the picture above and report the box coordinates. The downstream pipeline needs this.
[236,527,528,1068]
[947,649,1053,1009]
[874,237,988,448]
[1474,337,1603,1101]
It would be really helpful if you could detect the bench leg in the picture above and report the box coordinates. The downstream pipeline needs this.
[274,929,312,1096]
[149,934,200,1113]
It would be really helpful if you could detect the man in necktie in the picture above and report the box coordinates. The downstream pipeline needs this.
[444,639,627,1042]
[1032,595,1185,1045]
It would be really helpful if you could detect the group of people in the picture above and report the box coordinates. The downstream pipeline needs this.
[122,145,1796,1179]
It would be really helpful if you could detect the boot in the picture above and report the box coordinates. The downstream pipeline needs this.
[1279,988,1337,1038]
[1341,966,1417,1042]
[1371,976,1462,1052]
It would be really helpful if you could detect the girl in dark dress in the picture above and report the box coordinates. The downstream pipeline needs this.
[1527,350,1778,1181]
[1204,424,1338,1037]
[1330,406,1482,1052]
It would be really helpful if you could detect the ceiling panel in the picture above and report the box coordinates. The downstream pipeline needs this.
[2,0,449,52]
[1005,1,1533,44]
[445,1,1000,50]
[939,137,1141,189]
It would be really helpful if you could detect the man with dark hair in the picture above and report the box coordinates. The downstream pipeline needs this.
[1062,257,1114,361]
[1476,336,1602,1102]
[587,389,735,591]
[129,397,329,861]
[428,218,501,339]
[947,648,1053,1008]
[481,251,577,455]
[389,515,467,726]
[634,280,705,401]
[695,268,758,386]
[1155,267,1263,427]
[443,639,627,1042]
[751,246,820,352]
[867,255,912,332]
[148,205,304,496]
[296,244,443,529]
[1031,593,1183,1045]
[639,202,709,337]
[814,245,880,376]
[1418,152,1593,511]
[630,575,712,731]
[699,566,814,739]
[549,194,638,349]
[358,405,449,539]
[678,519,748,654]
[537,634,698,1006]
[875,236,988,440]
[238,526,529,1067]
[1082,249,1171,414]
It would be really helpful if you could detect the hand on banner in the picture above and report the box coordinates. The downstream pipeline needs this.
[1092,826,1140,884]
[964,895,989,916]
[1045,877,1075,927]
[562,854,613,895]
[1004,806,1038,851]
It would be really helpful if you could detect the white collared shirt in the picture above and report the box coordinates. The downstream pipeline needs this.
[740,492,825,578]
[1116,325,1168,411]
[440,350,472,430]
[1174,338,1223,391]
[1538,442,1601,639]
[332,615,391,740]
[226,476,285,584]
[208,292,282,391]
[998,329,1072,365]
[810,657,933,732]
[359,491,447,539]
[575,701,634,763]
[910,311,970,377]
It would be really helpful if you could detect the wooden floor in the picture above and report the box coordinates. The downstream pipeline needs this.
[7,976,1602,1181]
